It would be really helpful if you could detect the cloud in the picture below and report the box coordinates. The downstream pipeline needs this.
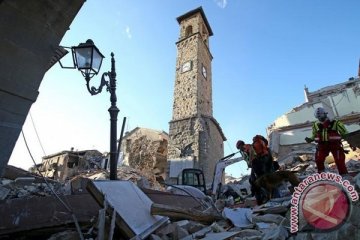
[125,26,132,39]
[214,0,227,9]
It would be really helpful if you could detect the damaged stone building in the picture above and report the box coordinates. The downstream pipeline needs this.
[35,150,104,182]
[120,127,168,181]
[268,76,360,160]
[167,7,226,185]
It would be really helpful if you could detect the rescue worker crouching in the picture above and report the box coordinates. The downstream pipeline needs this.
[305,107,349,176]
[236,135,279,205]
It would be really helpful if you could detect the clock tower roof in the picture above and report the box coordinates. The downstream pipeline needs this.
[176,6,213,36]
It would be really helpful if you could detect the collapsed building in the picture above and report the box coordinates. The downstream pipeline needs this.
[33,150,105,182]
[120,127,169,181]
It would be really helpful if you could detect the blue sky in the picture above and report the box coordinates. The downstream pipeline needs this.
[9,0,360,177]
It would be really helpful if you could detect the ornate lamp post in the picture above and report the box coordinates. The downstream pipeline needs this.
[71,39,119,180]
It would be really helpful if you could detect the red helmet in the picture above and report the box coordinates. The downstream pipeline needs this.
[236,140,245,149]
[253,135,268,146]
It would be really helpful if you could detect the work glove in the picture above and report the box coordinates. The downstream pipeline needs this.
[305,137,313,143]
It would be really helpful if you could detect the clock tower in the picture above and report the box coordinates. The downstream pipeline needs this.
[167,7,226,184]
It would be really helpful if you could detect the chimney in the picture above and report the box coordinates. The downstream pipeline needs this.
[358,59,360,78]
[304,85,309,102]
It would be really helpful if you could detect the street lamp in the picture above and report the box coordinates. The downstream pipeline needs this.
[71,39,119,180]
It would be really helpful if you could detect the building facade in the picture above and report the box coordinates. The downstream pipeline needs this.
[38,150,104,182]
[167,7,226,185]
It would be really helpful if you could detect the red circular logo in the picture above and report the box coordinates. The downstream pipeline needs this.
[301,182,350,230]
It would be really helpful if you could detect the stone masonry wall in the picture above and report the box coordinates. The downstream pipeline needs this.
[168,117,199,162]
[167,116,223,184]
[178,13,201,41]
[197,38,213,117]
[173,11,212,120]
[198,117,224,185]
[173,36,199,120]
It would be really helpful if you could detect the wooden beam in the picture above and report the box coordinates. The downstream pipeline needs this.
[150,203,223,224]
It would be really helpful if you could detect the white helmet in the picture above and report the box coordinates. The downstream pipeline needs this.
[314,107,327,120]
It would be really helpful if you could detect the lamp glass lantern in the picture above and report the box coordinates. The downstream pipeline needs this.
[72,39,105,79]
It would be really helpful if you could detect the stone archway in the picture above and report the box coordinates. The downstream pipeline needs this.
[0,0,85,174]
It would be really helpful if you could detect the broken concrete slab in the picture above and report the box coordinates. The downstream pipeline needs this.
[2,165,58,184]
[261,225,288,240]
[178,220,206,234]
[231,229,263,240]
[166,185,207,199]
[0,194,99,236]
[155,222,177,236]
[0,185,10,200]
[69,176,91,195]
[87,180,168,239]
[254,205,289,215]
[344,129,360,148]
[222,207,253,228]
[47,230,80,240]
[252,214,286,225]
[141,188,207,210]
[201,231,241,239]
[175,225,189,239]
[14,177,35,186]
[182,230,240,240]
[149,234,163,240]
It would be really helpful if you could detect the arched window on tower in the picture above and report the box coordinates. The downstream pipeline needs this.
[202,24,209,47]
[185,25,193,37]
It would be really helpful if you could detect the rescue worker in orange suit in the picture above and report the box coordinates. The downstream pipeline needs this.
[236,136,276,171]
[251,135,275,177]
[236,135,278,204]
[305,107,349,175]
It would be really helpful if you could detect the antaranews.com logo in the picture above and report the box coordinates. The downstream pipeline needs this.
[290,172,359,233]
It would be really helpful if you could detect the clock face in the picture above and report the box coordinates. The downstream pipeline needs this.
[202,65,207,78]
[181,61,192,73]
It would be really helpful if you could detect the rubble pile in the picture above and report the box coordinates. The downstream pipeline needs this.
[66,166,165,193]
[1,154,360,239]
[86,175,360,240]
[127,135,168,179]
[116,165,165,190]
[145,179,360,240]
[0,165,165,202]
[0,166,66,201]
[0,177,62,200]
[278,151,360,177]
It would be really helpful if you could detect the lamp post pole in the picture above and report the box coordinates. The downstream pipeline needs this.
[108,53,119,180]
[70,40,119,180]
[84,53,119,180]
